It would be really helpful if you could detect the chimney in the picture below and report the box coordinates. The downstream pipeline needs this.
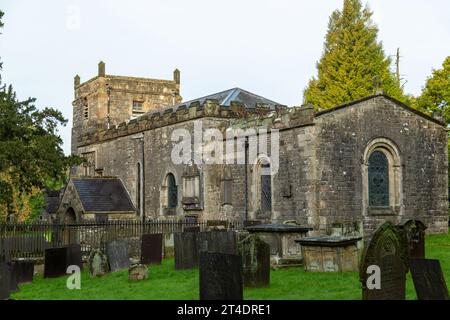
[98,61,106,77]
[74,74,80,88]
[173,68,180,84]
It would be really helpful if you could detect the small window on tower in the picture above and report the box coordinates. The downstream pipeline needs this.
[133,101,143,111]
[83,98,89,120]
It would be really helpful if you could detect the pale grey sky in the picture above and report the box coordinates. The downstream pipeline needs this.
[1,0,449,155]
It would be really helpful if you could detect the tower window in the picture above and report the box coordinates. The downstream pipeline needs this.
[83,99,89,120]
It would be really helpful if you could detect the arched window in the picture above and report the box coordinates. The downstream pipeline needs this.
[167,173,178,209]
[368,151,389,207]
[260,162,272,213]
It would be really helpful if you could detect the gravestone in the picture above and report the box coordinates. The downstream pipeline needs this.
[141,234,163,265]
[128,264,149,281]
[106,240,130,272]
[88,249,109,277]
[183,226,201,233]
[44,247,69,278]
[237,232,270,288]
[174,232,198,270]
[360,222,409,300]
[197,231,237,255]
[0,262,10,300]
[403,220,426,260]
[66,244,83,270]
[199,252,243,300]
[13,260,34,284]
[9,262,19,293]
[410,259,449,300]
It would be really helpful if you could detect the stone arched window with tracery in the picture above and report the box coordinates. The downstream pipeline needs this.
[368,151,389,207]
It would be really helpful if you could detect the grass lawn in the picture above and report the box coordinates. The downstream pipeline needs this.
[12,233,450,300]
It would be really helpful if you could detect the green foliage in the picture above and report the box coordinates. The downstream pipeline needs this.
[10,233,450,300]
[303,0,408,110]
[415,56,450,125]
[0,10,82,220]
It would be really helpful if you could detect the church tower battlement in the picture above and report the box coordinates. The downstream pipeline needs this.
[71,61,182,154]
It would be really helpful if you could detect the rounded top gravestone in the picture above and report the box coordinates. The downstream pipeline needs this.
[359,222,409,300]
[88,249,109,277]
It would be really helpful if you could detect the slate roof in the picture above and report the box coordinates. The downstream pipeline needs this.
[72,178,135,212]
[153,87,284,115]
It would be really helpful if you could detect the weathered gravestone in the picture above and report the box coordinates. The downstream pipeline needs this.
[360,222,409,300]
[66,244,83,270]
[237,232,270,288]
[44,247,69,278]
[106,240,130,272]
[410,259,449,300]
[197,231,237,255]
[128,264,149,281]
[88,249,109,277]
[9,262,19,293]
[0,262,10,300]
[174,232,198,270]
[403,220,426,260]
[13,260,34,284]
[199,252,243,300]
[141,234,163,265]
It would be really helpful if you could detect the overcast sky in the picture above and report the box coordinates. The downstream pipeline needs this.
[1,0,449,155]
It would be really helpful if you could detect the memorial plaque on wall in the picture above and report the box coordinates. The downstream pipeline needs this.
[197,231,237,255]
[106,240,130,272]
[141,233,163,265]
[410,259,449,300]
[66,244,83,270]
[237,233,270,288]
[0,262,11,300]
[199,252,243,300]
[360,222,408,300]
[174,232,198,270]
[44,247,69,278]
[403,220,426,260]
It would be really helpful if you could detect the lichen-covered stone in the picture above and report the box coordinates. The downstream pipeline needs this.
[128,264,149,281]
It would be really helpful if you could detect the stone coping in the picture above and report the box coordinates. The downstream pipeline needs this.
[244,223,312,233]
[295,235,362,247]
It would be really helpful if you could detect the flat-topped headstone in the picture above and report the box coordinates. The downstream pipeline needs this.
[174,232,198,270]
[66,244,83,270]
[197,231,237,255]
[403,220,426,260]
[9,262,19,293]
[13,260,34,284]
[88,249,108,277]
[44,247,69,278]
[360,222,409,300]
[128,264,149,281]
[237,232,270,288]
[141,234,163,265]
[199,252,243,300]
[106,240,130,272]
[0,262,11,300]
[410,259,449,300]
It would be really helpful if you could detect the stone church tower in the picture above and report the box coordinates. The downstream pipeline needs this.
[71,61,182,155]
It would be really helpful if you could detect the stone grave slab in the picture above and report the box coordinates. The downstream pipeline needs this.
[237,232,270,288]
[403,220,426,260]
[44,247,69,278]
[88,249,108,277]
[360,222,409,300]
[106,240,130,272]
[197,231,237,255]
[9,262,19,293]
[174,232,198,270]
[14,260,34,284]
[199,252,243,300]
[66,244,83,270]
[141,234,163,265]
[410,259,449,300]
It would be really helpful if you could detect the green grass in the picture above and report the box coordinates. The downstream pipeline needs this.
[12,233,450,300]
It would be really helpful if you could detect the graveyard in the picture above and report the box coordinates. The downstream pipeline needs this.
[5,230,449,300]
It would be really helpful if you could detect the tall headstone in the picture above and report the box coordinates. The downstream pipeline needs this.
[360,222,408,300]
[14,260,34,284]
[237,232,270,288]
[199,252,243,300]
[403,220,426,260]
[410,259,449,300]
[197,231,236,255]
[174,232,198,270]
[141,234,163,265]
[9,262,19,293]
[44,247,69,278]
[106,240,130,272]
[0,262,10,300]
[66,244,83,270]
[88,249,109,277]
